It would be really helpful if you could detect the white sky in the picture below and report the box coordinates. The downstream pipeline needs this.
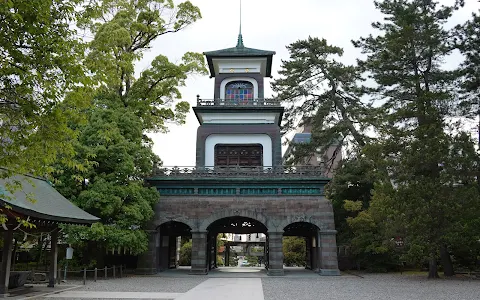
[138,0,480,166]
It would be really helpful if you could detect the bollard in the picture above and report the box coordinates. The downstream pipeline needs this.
[31,269,35,284]
[57,268,61,284]
[104,266,107,280]
[83,268,86,285]
[120,265,123,278]
[113,265,116,279]
[94,268,97,282]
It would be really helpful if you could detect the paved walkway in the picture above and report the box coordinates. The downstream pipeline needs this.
[176,278,263,300]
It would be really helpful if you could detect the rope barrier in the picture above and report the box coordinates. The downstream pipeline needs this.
[21,265,128,286]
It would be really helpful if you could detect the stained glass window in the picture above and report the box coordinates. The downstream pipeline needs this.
[225,81,254,104]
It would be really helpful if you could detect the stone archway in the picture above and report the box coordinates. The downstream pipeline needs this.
[283,222,319,270]
[157,221,192,271]
[199,209,268,232]
[205,216,268,270]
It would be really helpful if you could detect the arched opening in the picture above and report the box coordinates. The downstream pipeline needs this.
[283,222,320,271]
[206,216,267,272]
[224,80,254,104]
[158,221,192,271]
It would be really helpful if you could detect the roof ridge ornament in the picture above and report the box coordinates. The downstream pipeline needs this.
[236,0,244,48]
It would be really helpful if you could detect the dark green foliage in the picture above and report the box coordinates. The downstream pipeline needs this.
[276,0,480,278]
[272,37,368,167]
[353,0,471,278]
[178,240,192,266]
[53,0,206,259]
[282,236,306,267]
[325,157,375,245]
[455,11,480,118]
[0,0,91,178]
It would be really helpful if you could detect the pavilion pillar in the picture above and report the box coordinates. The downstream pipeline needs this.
[267,231,284,276]
[305,236,312,270]
[190,231,207,275]
[136,230,158,274]
[318,230,340,276]
[0,230,14,296]
[48,228,58,287]
[225,244,230,266]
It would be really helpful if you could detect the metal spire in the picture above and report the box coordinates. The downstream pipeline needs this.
[236,0,244,48]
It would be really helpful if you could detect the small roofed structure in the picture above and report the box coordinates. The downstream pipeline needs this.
[203,33,276,78]
[0,172,99,296]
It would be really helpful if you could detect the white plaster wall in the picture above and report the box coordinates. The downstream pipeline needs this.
[219,77,259,100]
[201,112,276,124]
[214,58,266,76]
[205,134,272,167]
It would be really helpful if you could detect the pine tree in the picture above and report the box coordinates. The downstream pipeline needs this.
[353,0,466,278]
[272,37,369,168]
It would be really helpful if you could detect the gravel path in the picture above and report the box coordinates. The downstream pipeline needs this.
[61,276,207,293]
[40,273,480,300]
[262,274,480,300]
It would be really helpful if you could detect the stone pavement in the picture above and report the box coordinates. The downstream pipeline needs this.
[175,278,263,300]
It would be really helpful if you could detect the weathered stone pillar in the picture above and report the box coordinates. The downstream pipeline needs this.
[305,236,312,270]
[159,233,169,271]
[0,230,14,296]
[156,228,161,271]
[136,230,158,274]
[190,231,207,275]
[267,231,284,276]
[319,230,340,276]
[225,244,230,266]
[48,228,58,287]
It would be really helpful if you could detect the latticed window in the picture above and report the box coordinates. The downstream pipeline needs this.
[214,144,263,166]
[225,81,254,103]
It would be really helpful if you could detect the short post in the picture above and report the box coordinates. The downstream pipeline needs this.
[57,268,61,284]
[113,265,116,279]
[104,266,107,280]
[120,265,123,278]
[31,269,35,284]
[94,268,97,282]
[83,268,86,285]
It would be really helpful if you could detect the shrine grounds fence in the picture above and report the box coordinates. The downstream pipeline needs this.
[12,265,134,285]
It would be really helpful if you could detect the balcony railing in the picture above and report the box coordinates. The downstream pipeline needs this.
[196,97,281,107]
[151,166,327,179]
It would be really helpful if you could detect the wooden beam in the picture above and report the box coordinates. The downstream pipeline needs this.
[47,228,58,287]
[0,230,14,296]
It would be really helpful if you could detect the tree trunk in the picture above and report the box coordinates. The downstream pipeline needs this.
[428,255,440,279]
[440,245,454,277]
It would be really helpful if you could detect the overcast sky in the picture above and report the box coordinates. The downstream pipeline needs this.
[137,0,480,167]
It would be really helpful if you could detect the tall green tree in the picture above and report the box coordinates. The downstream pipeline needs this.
[272,38,369,169]
[0,0,90,178]
[455,10,480,122]
[325,157,375,246]
[353,0,467,278]
[56,0,207,258]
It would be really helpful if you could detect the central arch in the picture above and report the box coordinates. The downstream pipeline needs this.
[207,216,268,235]
[199,209,268,232]
[205,214,268,271]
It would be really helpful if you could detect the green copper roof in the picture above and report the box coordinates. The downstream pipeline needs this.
[203,35,276,57]
[203,34,276,77]
[0,173,99,224]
